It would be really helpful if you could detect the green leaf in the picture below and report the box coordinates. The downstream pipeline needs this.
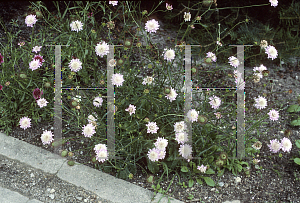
[287,104,300,113]
[203,177,215,187]
[294,158,300,165]
[188,179,194,187]
[295,140,300,149]
[205,168,215,174]
[196,178,203,185]
[147,159,159,174]
[20,92,26,102]
[236,164,243,172]
[291,118,300,126]
[181,165,189,172]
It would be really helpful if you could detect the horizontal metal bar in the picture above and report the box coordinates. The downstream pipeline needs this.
[61,88,107,89]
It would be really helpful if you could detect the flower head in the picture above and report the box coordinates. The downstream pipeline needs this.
[41,130,54,145]
[206,52,217,62]
[184,12,191,22]
[108,59,116,67]
[142,76,154,85]
[214,112,222,119]
[96,149,109,163]
[147,148,160,162]
[157,149,166,160]
[269,0,278,7]
[209,96,222,109]
[146,122,159,134]
[111,73,124,87]
[95,41,109,57]
[0,85,2,90]
[166,3,173,10]
[32,54,45,66]
[25,14,37,27]
[82,123,96,138]
[19,116,31,130]
[125,104,136,115]
[228,56,240,68]
[175,132,189,144]
[87,114,97,123]
[18,41,25,47]
[268,139,282,153]
[165,87,178,102]
[33,88,43,100]
[281,137,292,152]
[174,121,186,133]
[197,164,207,173]
[109,1,118,6]
[29,59,42,71]
[187,109,198,123]
[164,48,175,62]
[32,46,42,53]
[179,144,193,160]
[265,45,278,60]
[260,40,268,49]
[252,141,262,150]
[0,53,3,65]
[154,137,168,151]
[145,19,160,33]
[268,109,279,121]
[94,143,107,154]
[254,96,267,110]
[93,96,103,107]
[253,64,267,76]
[69,58,82,72]
[70,20,84,32]
[37,98,48,108]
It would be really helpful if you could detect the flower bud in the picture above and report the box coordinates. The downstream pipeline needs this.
[144,117,150,123]
[164,87,170,94]
[61,150,68,157]
[45,82,51,88]
[68,152,74,157]
[75,105,80,110]
[117,59,124,66]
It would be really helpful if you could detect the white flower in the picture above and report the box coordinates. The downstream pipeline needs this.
[164,49,175,62]
[209,96,222,109]
[145,19,160,33]
[96,149,109,163]
[29,59,41,71]
[125,104,136,116]
[174,121,186,133]
[40,130,54,145]
[111,73,124,87]
[95,41,110,57]
[25,14,37,27]
[147,148,160,162]
[265,45,278,60]
[268,139,282,153]
[252,141,262,150]
[73,95,81,102]
[32,46,42,53]
[93,96,103,107]
[154,137,168,151]
[269,0,278,7]
[268,109,279,121]
[82,123,96,138]
[165,87,178,102]
[157,149,166,160]
[253,64,267,77]
[175,132,189,144]
[166,3,173,10]
[281,137,292,153]
[94,143,107,154]
[108,59,116,67]
[69,58,82,72]
[70,20,84,32]
[19,116,31,130]
[109,1,118,6]
[146,122,159,134]
[184,12,191,22]
[37,98,48,108]
[142,76,154,85]
[254,96,267,110]
[197,164,207,173]
[187,109,198,123]
[179,144,193,160]
[206,52,217,62]
[216,41,222,46]
[260,40,268,49]
[228,56,240,68]
[87,115,97,123]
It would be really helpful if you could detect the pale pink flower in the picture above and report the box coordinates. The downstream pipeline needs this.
[111,73,124,87]
[174,121,186,133]
[164,48,175,62]
[95,41,109,57]
[96,149,109,163]
[268,139,282,153]
[179,144,193,160]
[166,3,173,10]
[184,12,191,22]
[29,59,42,71]
[268,109,279,121]
[82,123,96,138]
[175,132,189,144]
[214,112,222,119]
[32,46,42,53]
[19,116,31,130]
[281,137,292,153]
[40,130,54,145]
[209,96,222,109]
[157,149,166,160]
[154,137,168,151]
[148,148,160,162]
[187,109,198,122]
[145,19,160,33]
[69,58,82,72]
[165,87,178,102]
[269,0,278,7]
[228,56,240,68]
[197,164,207,173]
[254,96,267,110]
[206,52,217,62]
[146,122,159,134]
[94,143,107,154]
[265,45,278,60]
[142,76,154,85]
[25,14,37,27]
[125,104,136,115]
[109,1,118,6]
[70,20,83,32]
[36,98,48,108]
[93,96,103,107]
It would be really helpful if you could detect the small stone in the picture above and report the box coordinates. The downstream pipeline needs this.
[211,188,215,191]
[50,189,55,193]
[84,199,88,202]
[218,182,224,187]
[76,196,83,201]
[30,173,35,178]
[49,194,55,199]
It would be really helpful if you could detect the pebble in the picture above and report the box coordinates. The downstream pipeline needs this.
[49,194,55,199]
[50,188,55,193]
[218,182,224,187]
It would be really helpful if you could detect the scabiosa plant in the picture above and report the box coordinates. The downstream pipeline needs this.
[166,3,173,10]
[175,132,189,144]
[269,0,278,7]
[32,46,42,53]
[163,48,175,62]
[125,104,136,115]
[68,58,82,72]
[209,95,222,109]
[36,98,48,108]
[165,87,178,102]
[281,137,292,152]
[108,59,116,67]
[228,56,240,68]
[179,144,193,160]
[0,85,3,90]
[268,139,282,153]
[40,130,54,145]
[93,96,103,107]
[142,76,154,85]
[174,121,186,133]
[206,52,217,62]
[154,137,168,151]
[197,164,207,173]
[187,109,199,123]
[253,64,267,78]
[147,148,160,162]
[265,45,278,60]
[260,40,268,49]
[87,114,97,123]
[184,12,191,22]
[0,53,3,65]
[32,54,45,66]
[157,149,166,160]
[33,88,43,100]
[96,149,109,163]
[82,123,96,138]
[94,143,107,154]
[268,109,280,121]
[214,112,222,119]
[95,41,109,57]
[254,96,267,110]
[18,41,25,46]
[70,20,83,32]
[29,59,42,71]
[146,122,159,134]
[109,1,118,6]
[19,116,31,130]
[111,73,124,87]
[25,14,37,27]
[252,141,262,150]
[145,19,160,33]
